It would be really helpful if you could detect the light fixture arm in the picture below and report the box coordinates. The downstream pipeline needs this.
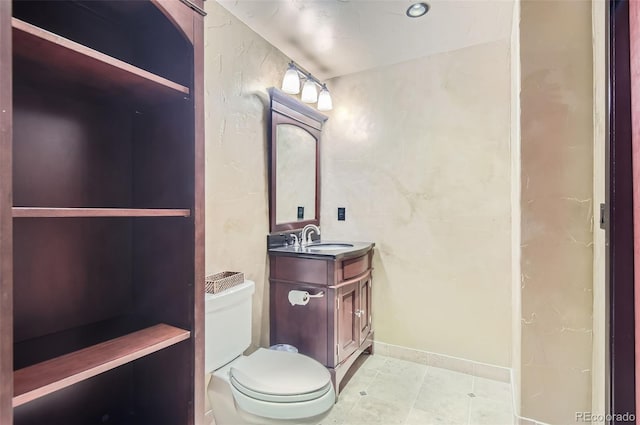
[287,61,324,88]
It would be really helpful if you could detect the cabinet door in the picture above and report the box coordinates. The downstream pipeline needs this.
[358,276,372,344]
[271,282,329,366]
[336,281,359,364]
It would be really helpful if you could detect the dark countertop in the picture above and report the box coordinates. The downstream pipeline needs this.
[268,240,375,260]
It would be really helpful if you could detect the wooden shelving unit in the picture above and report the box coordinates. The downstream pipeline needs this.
[12,207,192,218]
[13,324,190,407]
[1,1,205,424]
[12,18,190,101]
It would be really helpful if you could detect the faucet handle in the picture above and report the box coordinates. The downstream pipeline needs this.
[289,233,300,248]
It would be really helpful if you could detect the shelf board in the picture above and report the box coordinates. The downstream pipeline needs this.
[12,207,191,218]
[12,18,190,101]
[13,324,190,407]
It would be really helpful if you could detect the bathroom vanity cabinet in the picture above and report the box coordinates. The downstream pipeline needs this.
[0,1,205,423]
[269,245,374,394]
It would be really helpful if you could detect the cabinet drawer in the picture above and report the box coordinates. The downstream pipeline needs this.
[271,256,328,285]
[341,254,370,281]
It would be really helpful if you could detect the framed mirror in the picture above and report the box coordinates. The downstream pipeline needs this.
[268,88,328,233]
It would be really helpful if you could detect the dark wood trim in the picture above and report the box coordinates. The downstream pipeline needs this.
[631,0,640,413]
[268,87,328,125]
[272,101,324,131]
[151,0,196,44]
[12,207,191,218]
[609,0,636,419]
[328,271,371,290]
[13,324,190,407]
[333,332,373,394]
[0,0,13,422]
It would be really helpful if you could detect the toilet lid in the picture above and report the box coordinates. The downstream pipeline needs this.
[229,348,331,398]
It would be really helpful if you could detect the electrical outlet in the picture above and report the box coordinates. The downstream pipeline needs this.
[338,207,346,221]
[297,206,304,219]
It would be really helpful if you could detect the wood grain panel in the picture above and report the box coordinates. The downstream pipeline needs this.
[13,18,189,101]
[337,282,359,364]
[132,218,192,329]
[341,255,370,281]
[132,102,193,209]
[630,0,640,414]
[13,218,133,342]
[610,0,637,416]
[272,256,328,285]
[12,79,133,208]
[13,208,191,218]
[133,340,191,425]
[359,278,372,345]
[14,365,133,425]
[13,324,190,407]
[0,1,13,422]
[270,282,329,366]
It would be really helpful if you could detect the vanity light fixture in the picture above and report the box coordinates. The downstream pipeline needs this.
[280,61,333,110]
[406,2,429,18]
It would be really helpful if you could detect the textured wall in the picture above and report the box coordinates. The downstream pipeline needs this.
[321,40,513,367]
[204,1,289,350]
[519,1,594,422]
[510,0,522,411]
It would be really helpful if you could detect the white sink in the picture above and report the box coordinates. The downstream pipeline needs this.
[307,243,354,251]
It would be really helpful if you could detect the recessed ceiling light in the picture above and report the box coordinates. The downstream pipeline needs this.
[406,2,429,18]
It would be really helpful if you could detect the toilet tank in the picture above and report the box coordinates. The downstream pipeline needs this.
[205,280,255,373]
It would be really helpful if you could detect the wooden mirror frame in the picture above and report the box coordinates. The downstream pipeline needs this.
[268,87,328,233]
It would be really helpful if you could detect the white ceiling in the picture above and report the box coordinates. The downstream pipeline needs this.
[216,0,513,81]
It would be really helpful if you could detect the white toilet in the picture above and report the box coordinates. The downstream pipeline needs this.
[205,280,335,425]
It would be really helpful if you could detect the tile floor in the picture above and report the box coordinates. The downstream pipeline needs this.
[318,354,514,425]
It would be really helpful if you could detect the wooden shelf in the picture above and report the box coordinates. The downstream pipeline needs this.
[13,324,190,407]
[12,207,191,218]
[12,18,190,101]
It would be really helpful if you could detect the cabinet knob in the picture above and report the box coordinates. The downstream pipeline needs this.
[354,309,364,318]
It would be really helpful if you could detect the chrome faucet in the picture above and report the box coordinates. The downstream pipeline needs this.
[289,233,300,248]
[301,224,320,247]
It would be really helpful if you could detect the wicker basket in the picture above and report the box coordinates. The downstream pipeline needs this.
[205,271,244,294]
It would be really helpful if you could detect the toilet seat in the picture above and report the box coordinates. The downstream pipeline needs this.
[226,348,335,420]
[230,376,333,403]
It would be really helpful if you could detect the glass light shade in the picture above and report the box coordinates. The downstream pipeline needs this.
[282,68,300,94]
[301,79,318,103]
[317,87,333,111]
